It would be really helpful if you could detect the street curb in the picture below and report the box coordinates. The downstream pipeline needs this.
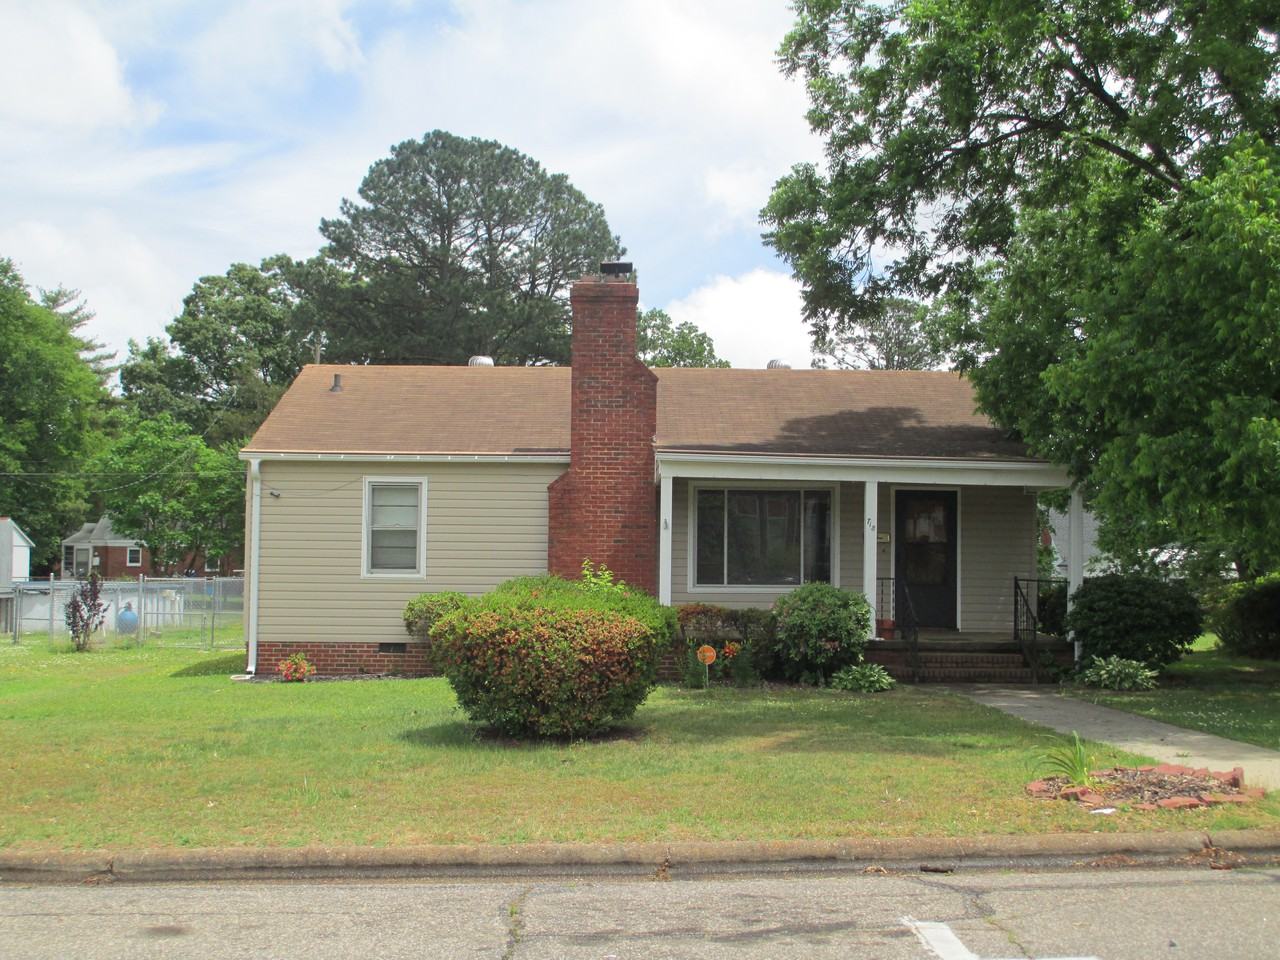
[3,831,1278,884]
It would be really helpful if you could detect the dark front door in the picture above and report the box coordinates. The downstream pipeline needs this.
[895,490,958,629]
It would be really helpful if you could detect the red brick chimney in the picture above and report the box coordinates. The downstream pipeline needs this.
[547,264,658,594]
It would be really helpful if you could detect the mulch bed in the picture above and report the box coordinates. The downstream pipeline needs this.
[1027,764,1266,811]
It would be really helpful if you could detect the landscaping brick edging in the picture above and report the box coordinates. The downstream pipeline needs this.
[1027,764,1266,811]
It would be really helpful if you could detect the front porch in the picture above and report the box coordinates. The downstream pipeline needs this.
[655,453,1086,683]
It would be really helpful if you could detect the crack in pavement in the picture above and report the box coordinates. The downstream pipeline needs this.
[500,884,532,960]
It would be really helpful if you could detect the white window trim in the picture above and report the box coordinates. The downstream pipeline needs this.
[889,485,963,631]
[126,546,142,567]
[360,476,428,580]
[687,480,841,594]
[203,555,220,573]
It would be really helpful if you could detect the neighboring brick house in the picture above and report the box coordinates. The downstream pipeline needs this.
[60,516,234,579]
[238,265,1086,677]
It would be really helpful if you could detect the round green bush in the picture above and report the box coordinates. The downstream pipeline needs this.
[1213,573,1280,660]
[403,591,471,642]
[1036,581,1067,637]
[429,575,669,738]
[769,582,872,683]
[1064,574,1202,667]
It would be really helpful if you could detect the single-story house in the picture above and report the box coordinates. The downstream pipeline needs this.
[239,266,1086,678]
[60,516,232,579]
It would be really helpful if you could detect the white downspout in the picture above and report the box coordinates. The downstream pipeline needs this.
[246,457,263,675]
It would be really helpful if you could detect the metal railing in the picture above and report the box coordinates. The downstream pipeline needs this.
[8,575,244,649]
[1012,576,1068,683]
[876,576,921,682]
[1013,577,1040,683]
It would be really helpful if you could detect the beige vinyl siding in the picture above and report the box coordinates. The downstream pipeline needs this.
[955,485,1037,632]
[670,478,1036,631]
[255,460,563,645]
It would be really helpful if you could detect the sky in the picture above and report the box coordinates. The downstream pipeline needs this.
[0,0,823,372]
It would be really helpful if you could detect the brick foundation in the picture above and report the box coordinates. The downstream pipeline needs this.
[547,274,659,594]
[253,641,434,677]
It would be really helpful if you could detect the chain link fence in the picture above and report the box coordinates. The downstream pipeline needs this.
[6,576,244,649]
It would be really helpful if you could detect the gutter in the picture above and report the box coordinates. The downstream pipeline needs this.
[246,458,262,675]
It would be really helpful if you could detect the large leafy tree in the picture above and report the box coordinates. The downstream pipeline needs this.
[313,130,623,365]
[90,414,244,573]
[637,309,730,367]
[765,0,1280,574]
[119,255,313,446]
[811,298,944,370]
[0,259,106,569]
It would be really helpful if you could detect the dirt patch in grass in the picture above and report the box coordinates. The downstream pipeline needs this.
[1028,763,1264,811]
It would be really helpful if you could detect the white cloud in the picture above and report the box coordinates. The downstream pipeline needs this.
[177,0,364,119]
[0,213,190,356]
[0,0,825,366]
[664,269,814,370]
[0,0,158,133]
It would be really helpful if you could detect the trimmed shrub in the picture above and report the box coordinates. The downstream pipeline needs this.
[1064,574,1201,667]
[429,573,671,737]
[1079,655,1158,691]
[403,591,471,641]
[1214,573,1280,660]
[830,663,896,693]
[1036,581,1068,637]
[769,582,872,684]
[677,603,770,687]
[493,573,676,645]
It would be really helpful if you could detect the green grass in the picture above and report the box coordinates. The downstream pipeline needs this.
[1072,635,1280,750]
[13,622,243,651]
[1,644,1277,852]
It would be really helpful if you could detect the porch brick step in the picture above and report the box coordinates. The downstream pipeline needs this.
[914,653,1027,667]
[885,665,1038,683]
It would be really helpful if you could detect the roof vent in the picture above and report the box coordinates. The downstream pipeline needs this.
[766,359,792,370]
[600,261,633,277]
[468,355,495,367]
[329,373,343,392]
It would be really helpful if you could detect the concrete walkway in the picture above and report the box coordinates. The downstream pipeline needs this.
[949,685,1280,790]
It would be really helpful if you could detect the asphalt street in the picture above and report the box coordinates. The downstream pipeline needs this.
[2,866,1277,959]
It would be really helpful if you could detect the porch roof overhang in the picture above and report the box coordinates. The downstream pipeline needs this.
[655,450,1071,490]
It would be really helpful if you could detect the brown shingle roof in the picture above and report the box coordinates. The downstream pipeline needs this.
[243,364,1036,462]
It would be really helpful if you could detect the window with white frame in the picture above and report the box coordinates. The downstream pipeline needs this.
[203,555,219,573]
[694,487,833,587]
[363,478,426,577]
[126,546,142,567]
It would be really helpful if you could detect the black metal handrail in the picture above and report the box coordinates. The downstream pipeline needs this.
[898,581,921,683]
[1013,576,1040,684]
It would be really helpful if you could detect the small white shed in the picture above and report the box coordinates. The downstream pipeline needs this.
[0,516,33,589]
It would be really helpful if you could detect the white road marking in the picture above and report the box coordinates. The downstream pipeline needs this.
[901,916,1101,960]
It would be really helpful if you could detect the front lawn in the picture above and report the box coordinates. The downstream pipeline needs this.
[1071,636,1280,750]
[2,644,1277,851]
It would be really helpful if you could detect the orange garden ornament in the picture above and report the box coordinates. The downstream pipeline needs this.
[696,644,716,691]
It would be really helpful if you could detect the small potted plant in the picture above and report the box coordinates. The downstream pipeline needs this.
[278,652,315,682]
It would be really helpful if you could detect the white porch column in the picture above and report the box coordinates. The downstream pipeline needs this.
[658,473,673,606]
[862,479,879,621]
[1066,486,1085,664]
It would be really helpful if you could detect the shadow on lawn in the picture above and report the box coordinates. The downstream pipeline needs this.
[171,653,246,677]
[398,721,651,750]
